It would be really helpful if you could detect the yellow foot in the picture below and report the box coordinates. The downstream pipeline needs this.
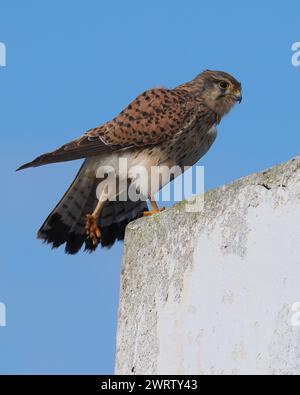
[85,214,101,246]
[143,207,165,217]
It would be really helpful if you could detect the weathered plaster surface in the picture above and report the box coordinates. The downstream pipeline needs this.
[115,158,300,375]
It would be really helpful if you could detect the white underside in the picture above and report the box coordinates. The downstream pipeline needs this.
[85,125,218,201]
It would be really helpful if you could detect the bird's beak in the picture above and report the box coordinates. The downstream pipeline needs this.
[233,90,242,103]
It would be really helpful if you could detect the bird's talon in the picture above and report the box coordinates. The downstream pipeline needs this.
[85,214,101,244]
[143,207,165,217]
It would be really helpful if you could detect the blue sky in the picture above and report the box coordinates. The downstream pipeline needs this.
[0,0,299,374]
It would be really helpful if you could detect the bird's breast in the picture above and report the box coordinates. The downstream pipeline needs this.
[160,124,218,168]
[88,124,217,198]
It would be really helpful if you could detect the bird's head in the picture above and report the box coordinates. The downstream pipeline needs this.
[190,70,242,118]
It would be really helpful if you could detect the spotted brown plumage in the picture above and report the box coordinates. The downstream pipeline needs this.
[17,70,242,254]
[17,88,199,168]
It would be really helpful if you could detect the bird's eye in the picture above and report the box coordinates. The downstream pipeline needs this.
[219,81,229,89]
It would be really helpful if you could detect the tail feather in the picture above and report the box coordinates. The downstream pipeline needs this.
[38,163,148,254]
[98,200,148,248]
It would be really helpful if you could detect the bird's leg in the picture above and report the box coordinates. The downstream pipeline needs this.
[85,189,107,246]
[143,195,165,217]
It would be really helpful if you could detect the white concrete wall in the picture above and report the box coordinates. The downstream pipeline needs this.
[115,158,300,375]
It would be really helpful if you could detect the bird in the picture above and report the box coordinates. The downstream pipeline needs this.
[17,70,242,254]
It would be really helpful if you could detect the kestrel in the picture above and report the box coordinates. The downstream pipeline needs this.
[17,70,242,254]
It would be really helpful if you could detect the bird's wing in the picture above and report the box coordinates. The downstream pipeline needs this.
[17,88,197,171]
[16,131,113,170]
[97,88,196,147]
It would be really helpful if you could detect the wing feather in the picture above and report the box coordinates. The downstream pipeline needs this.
[17,88,197,171]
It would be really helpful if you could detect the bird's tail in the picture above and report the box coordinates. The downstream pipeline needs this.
[38,161,148,254]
